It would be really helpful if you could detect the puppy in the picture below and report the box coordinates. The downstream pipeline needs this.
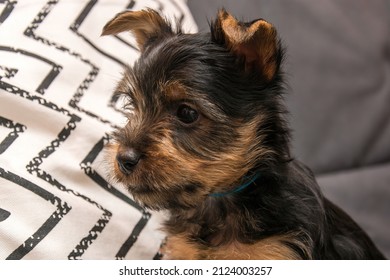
[102,9,385,260]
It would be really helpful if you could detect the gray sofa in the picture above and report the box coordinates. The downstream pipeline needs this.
[188,0,390,258]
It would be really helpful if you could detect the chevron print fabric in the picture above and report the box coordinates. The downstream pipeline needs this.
[0,0,197,259]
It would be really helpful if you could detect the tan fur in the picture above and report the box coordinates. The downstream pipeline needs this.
[163,233,304,260]
[102,9,170,51]
[161,234,200,260]
[217,10,278,81]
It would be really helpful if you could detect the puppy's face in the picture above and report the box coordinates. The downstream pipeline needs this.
[102,9,286,210]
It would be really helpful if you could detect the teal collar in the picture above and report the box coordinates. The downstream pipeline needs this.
[209,173,260,197]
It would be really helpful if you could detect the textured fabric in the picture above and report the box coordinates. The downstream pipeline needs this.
[188,0,390,258]
[0,0,197,260]
[318,163,390,258]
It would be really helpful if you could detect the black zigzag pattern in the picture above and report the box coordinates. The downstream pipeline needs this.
[0,116,26,154]
[0,46,62,94]
[0,167,72,260]
[0,0,196,259]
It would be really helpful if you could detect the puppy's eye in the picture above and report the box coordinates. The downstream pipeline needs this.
[176,104,199,124]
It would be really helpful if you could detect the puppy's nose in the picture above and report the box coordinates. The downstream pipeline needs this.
[116,147,141,175]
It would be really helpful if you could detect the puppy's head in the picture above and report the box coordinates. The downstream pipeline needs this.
[102,9,289,210]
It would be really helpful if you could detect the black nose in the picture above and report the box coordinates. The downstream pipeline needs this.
[116,147,141,175]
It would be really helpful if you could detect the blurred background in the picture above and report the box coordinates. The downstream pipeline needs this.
[188,0,390,258]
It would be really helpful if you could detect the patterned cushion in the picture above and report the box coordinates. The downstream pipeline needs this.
[0,0,197,259]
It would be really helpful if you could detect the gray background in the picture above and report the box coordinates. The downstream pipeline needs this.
[188,0,390,258]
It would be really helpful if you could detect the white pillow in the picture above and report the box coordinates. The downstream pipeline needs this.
[0,0,197,260]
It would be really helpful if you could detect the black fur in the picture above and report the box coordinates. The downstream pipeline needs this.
[106,9,385,259]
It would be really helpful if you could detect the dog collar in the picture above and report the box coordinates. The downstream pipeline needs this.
[209,173,260,197]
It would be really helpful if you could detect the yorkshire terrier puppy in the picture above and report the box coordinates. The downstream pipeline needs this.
[102,9,385,259]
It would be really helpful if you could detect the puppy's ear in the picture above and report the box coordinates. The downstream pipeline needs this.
[211,9,282,81]
[101,9,173,51]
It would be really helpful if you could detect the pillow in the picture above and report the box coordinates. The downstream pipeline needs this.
[0,0,197,260]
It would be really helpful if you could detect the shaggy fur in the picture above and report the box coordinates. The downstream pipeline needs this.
[102,9,385,260]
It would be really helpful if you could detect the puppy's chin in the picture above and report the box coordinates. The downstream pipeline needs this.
[126,183,155,195]
[112,172,204,210]
[129,187,203,211]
